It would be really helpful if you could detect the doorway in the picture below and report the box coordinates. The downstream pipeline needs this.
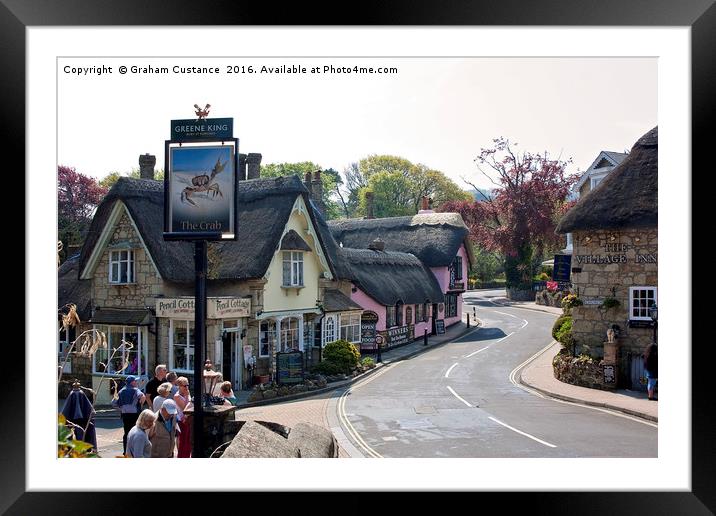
[221,321,242,391]
[431,304,438,335]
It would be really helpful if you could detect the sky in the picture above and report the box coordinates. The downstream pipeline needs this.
[58,57,657,191]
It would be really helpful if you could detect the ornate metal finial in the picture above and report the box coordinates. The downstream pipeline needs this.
[194,103,211,120]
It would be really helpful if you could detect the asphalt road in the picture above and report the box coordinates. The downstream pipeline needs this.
[337,289,658,458]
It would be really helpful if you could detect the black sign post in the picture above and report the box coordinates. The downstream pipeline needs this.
[163,113,238,458]
[553,254,572,282]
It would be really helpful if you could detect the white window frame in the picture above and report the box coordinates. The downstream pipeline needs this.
[92,324,147,377]
[108,249,136,284]
[386,305,397,328]
[169,319,195,373]
[339,313,361,344]
[323,315,337,346]
[629,287,657,321]
[280,317,300,352]
[259,320,275,357]
[282,251,304,287]
[415,303,424,323]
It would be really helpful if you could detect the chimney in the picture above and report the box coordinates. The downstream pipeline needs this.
[419,195,434,214]
[247,153,262,179]
[238,153,247,181]
[311,169,326,215]
[304,171,313,196]
[364,191,375,219]
[138,153,156,180]
[368,238,385,251]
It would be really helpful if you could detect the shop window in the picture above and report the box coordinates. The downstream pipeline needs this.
[340,313,361,344]
[424,302,430,321]
[281,318,300,351]
[259,321,275,357]
[93,324,146,376]
[446,294,458,318]
[405,306,413,326]
[170,320,195,372]
[396,301,404,326]
[386,305,396,328]
[415,303,423,323]
[282,251,304,287]
[629,287,657,321]
[109,250,135,284]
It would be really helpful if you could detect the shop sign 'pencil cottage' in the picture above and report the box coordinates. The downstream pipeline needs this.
[556,126,657,390]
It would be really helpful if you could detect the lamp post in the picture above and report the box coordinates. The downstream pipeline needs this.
[649,303,658,344]
[375,334,383,363]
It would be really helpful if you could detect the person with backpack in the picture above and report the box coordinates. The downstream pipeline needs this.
[111,375,148,455]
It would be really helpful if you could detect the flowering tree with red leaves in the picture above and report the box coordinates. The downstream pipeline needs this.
[58,165,108,260]
[441,138,576,291]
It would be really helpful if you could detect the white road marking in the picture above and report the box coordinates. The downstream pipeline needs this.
[466,347,489,358]
[447,386,474,407]
[508,342,659,428]
[494,310,520,319]
[488,416,557,448]
[445,363,459,378]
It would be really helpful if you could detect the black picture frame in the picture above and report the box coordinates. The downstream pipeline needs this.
[14,0,710,512]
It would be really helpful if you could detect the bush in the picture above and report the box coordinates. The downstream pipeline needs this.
[561,293,583,311]
[600,297,620,309]
[310,361,343,376]
[361,356,376,368]
[320,339,361,374]
[552,314,571,341]
[555,317,574,349]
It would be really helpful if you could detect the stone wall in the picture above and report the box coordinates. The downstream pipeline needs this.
[570,228,657,354]
[552,349,609,390]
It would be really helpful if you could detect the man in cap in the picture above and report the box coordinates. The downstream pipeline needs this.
[111,375,147,455]
[149,398,179,457]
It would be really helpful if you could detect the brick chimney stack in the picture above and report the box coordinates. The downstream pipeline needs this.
[247,153,262,179]
[304,171,313,196]
[311,169,325,215]
[139,153,156,180]
[419,195,434,214]
[238,153,247,181]
[364,191,375,219]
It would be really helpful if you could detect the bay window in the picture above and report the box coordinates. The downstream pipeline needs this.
[340,313,361,344]
[170,320,195,372]
[93,324,146,376]
[259,321,275,357]
[281,318,300,351]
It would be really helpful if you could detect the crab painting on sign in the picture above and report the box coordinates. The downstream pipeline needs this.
[166,142,237,240]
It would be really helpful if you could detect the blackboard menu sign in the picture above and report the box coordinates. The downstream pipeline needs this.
[276,351,304,384]
[435,319,446,334]
[361,311,379,351]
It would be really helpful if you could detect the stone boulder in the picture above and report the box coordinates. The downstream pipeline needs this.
[287,422,339,458]
[221,421,300,458]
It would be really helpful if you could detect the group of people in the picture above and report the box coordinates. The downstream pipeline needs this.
[113,364,239,458]
[112,364,193,458]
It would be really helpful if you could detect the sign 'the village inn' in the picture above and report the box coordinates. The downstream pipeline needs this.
[575,242,657,265]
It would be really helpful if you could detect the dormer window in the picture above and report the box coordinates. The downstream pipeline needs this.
[109,249,135,284]
[282,251,304,287]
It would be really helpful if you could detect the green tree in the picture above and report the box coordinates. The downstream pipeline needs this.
[471,247,503,282]
[99,168,165,190]
[260,161,341,219]
[342,154,471,218]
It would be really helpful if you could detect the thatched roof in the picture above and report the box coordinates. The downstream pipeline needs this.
[323,289,362,312]
[79,176,336,282]
[556,126,658,234]
[338,248,444,306]
[58,254,91,320]
[328,213,473,268]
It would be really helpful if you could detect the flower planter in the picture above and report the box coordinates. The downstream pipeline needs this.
[253,374,270,385]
